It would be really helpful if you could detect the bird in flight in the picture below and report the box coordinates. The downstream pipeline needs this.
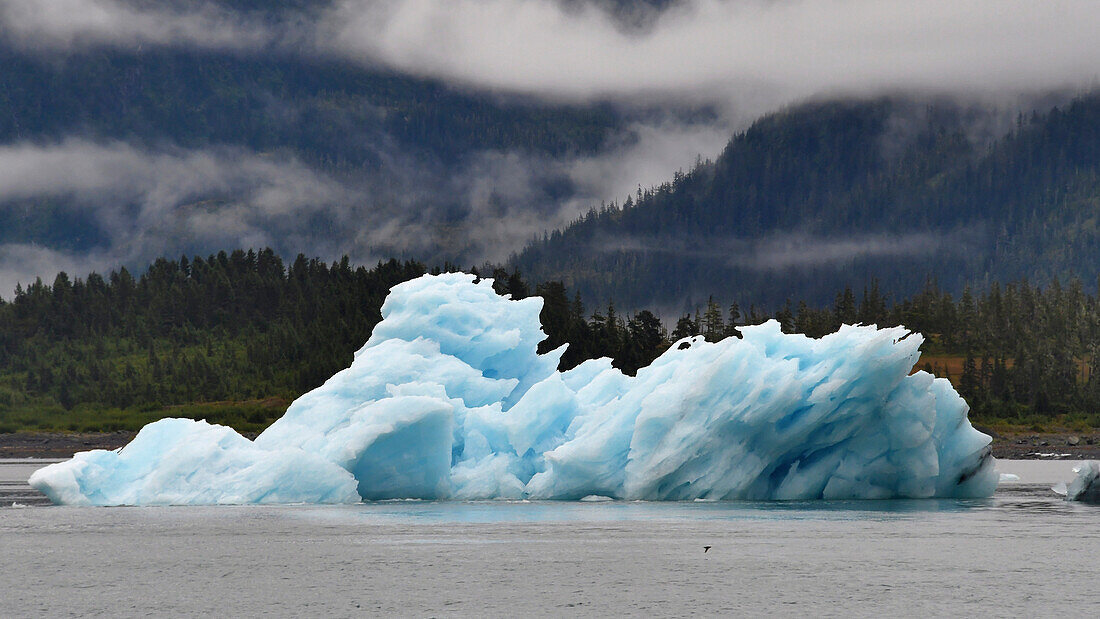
[703,546,711,553]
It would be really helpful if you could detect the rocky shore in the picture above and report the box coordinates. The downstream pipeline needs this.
[986,431,1100,460]
[0,432,138,459]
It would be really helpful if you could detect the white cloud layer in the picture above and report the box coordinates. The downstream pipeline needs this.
[321,0,1100,111]
[591,229,966,269]
[0,139,354,252]
[0,244,115,301]
[0,140,355,296]
[0,0,274,50]
[5,1,1098,110]
[0,124,721,296]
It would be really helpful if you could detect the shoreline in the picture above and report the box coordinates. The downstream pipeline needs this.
[0,432,137,459]
[975,425,1100,460]
[2,430,1098,460]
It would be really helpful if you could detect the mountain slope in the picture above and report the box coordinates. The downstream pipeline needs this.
[0,34,689,273]
[514,95,1100,311]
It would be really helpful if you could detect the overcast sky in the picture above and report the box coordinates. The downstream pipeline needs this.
[0,0,275,50]
[321,0,1100,113]
[5,0,1098,111]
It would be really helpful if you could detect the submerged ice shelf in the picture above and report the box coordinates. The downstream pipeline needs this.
[30,273,998,505]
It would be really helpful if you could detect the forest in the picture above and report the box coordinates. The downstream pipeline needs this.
[1,249,1097,434]
[7,30,1100,308]
[0,40,635,262]
[516,93,1100,308]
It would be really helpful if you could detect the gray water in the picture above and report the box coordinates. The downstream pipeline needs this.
[2,460,1098,617]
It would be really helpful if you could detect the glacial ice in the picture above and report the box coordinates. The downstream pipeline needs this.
[30,418,359,506]
[1060,461,1100,502]
[30,272,999,505]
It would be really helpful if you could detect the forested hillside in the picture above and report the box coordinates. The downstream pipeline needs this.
[0,49,618,168]
[3,2,1100,436]
[2,251,1099,433]
[515,94,1100,309]
[0,3,712,277]
[0,43,627,256]
[6,2,1098,303]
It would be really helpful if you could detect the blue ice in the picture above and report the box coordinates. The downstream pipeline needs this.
[1059,461,1100,502]
[30,273,998,505]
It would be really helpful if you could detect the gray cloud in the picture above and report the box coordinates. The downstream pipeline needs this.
[0,140,357,295]
[739,232,957,271]
[3,0,1096,295]
[0,244,115,300]
[563,121,728,205]
[321,0,1100,114]
[432,119,731,262]
[7,1,1097,112]
[0,0,275,50]
[0,139,355,254]
[0,122,721,295]
[591,230,971,270]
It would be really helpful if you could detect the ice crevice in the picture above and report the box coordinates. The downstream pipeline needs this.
[30,273,999,505]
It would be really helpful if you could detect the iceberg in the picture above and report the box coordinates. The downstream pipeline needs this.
[29,418,360,506]
[30,273,998,505]
[1057,461,1100,502]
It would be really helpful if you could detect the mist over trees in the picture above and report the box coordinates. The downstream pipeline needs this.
[0,39,668,273]
[516,94,1100,309]
[4,11,1100,308]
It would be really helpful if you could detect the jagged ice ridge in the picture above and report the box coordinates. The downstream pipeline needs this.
[30,273,998,505]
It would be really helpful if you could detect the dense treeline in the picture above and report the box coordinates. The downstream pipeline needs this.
[516,94,1100,309]
[2,250,1099,432]
[0,250,427,431]
[725,278,1100,423]
[542,275,1100,426]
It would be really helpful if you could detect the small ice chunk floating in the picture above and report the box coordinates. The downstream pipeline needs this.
[1055,461,1100,502]
[30,273,998,505]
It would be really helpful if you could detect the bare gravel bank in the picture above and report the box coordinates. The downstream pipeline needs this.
[987,431,1100,460]
[0,432,137,458]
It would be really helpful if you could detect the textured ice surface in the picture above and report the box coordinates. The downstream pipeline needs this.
[29,418,359,506]
[1061,461,1100,502]
[30,273,998,505]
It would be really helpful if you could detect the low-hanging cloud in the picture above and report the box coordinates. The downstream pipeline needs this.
[343,117,730,264]
[0,139,358,296]
[0,244,116,301]
[738,231,961,271]
[321,0,1100,112]
[0,121,721,296]
[6,1,1098,111]
[0,139,356,252]
[2,0,1097,297]
[0,0,275,50]
[590,229,974,270]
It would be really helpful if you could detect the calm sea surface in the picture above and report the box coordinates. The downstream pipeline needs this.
[2,459,1097,617]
